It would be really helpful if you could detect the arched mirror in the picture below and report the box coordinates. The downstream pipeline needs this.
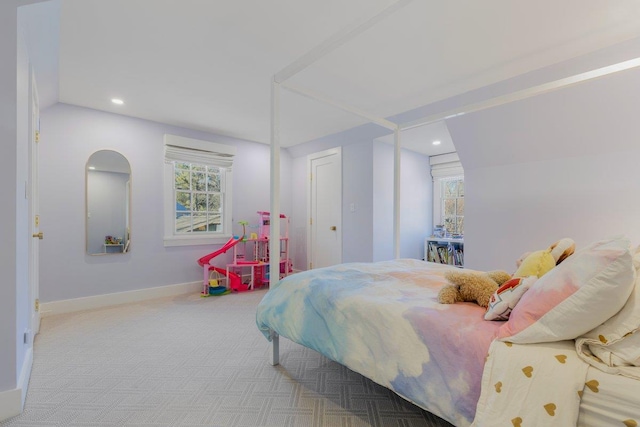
[86,150,131,255]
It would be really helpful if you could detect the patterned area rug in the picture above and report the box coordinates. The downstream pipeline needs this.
[1,289,455,427]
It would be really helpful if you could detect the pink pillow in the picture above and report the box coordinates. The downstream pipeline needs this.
[497,236,635,343]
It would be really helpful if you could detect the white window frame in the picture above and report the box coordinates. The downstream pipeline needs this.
[430,152,464,233]
[163,134,235,247]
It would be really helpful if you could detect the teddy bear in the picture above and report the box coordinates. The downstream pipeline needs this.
[438,269,512,308]
[437,238,576,309]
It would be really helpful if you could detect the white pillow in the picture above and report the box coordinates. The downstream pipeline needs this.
[497,236,635,343]
[575,246,640,374]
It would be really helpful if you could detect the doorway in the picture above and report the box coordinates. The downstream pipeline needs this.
[307,148,342,269]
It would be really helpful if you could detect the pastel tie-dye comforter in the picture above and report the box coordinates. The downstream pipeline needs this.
[256,259,503,426]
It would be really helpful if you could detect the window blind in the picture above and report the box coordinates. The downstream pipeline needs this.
[430,152,463,178]
[163,134,235,169]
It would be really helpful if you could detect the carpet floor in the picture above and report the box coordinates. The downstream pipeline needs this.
[1,289,455,427]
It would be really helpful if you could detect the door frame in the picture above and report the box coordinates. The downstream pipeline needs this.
[307,147,342,270]
[28,70,40,335]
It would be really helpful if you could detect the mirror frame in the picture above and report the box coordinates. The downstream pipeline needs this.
[85,150,132,256]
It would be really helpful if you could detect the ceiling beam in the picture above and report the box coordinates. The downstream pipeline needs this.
[274,0,415,84]
[281,82,398,130]
[15,0,50,6]
[401,57,640,131]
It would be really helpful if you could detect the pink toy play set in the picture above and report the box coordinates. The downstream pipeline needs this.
[197,211,293,296]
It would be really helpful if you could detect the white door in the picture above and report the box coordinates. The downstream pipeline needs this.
[308,148,342,269]
[28,73,40,334]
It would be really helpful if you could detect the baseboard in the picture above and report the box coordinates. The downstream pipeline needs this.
[0,347,31,422]
[40,281,201,317]
[0,387,22,422]
[18,347,33,411]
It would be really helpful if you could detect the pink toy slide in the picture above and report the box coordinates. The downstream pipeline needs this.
[197,236,243,295]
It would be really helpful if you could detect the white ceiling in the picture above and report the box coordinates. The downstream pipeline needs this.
[30,0,640,154]
[375,121,455,157]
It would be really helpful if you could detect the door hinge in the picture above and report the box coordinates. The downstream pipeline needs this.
[35,215,40,227]
[35,299,40,312]
[35,130,40,143]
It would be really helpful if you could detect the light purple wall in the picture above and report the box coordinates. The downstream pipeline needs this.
[448,63,640,270]
[343,141,374,263]
[0,1,34,402]
[230,138,292,241]
[0,1,19,394]
[372,141,431,261]
[290,156,308,270]
[401,146,432,260]
[372,142,394,261]
[15,14,31,392]
[39,103,291,302]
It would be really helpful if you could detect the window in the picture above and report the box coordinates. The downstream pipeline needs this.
[164,134,235,246]
[440,176,464,235]
[430,153,464,237]
[173,163,224,233]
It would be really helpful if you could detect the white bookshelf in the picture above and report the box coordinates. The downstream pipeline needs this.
[425,237,464,267]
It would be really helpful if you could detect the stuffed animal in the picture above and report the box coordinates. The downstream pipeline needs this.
[438,238,576,309]
[484,238,575,319]
[438,270,512,308]
[513,237,575,278]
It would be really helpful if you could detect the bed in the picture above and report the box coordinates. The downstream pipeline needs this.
[256,236,640,426]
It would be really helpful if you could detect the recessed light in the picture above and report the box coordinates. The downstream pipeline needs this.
[111,98,124,105]
[88,166,96,170]
[432,140,441,146]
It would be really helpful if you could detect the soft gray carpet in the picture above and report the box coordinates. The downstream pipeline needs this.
[1,289,455,427]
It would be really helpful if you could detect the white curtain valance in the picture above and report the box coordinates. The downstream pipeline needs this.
[163,134,235,169]
[430,152,463,178]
